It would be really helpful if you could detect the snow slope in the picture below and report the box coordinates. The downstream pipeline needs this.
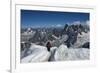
[21,44,89,63]
[55,44,89,61]
[21,44,50,63]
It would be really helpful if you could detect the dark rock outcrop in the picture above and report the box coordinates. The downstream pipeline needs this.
[81,42,90,48]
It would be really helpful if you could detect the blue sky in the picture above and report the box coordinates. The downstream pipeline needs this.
[21,10,89,28]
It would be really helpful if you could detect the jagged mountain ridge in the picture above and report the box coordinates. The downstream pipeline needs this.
[21,23,89,49]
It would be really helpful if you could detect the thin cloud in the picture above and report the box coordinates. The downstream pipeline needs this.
[56,24,63,27]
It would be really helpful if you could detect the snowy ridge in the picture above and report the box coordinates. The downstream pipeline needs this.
[55,44,89,61]
[21,44,50,63]
[21,44,89,63]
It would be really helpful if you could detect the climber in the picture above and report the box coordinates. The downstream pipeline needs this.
[46,41,52,52]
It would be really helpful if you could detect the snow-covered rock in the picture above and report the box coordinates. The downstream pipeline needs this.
[54,44,89,61]
[51,34,68,47]
[66,48,89,60]
[21,44,51,63]
[21,44,89,63]
[73,32,90,48]
[49,47,57,61]
[55,44,69,61]
[21,31,36,42]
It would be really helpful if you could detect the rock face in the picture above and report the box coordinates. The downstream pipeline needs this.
[81,42,90,48]
[61,24,89,48]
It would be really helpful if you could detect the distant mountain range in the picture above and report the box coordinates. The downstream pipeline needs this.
[21,23,89,50]
[21,23,90,62]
